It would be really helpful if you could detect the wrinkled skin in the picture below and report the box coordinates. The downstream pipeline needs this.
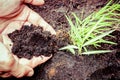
[0,0,56,78]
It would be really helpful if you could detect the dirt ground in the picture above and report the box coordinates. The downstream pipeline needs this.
[0,0,120,80]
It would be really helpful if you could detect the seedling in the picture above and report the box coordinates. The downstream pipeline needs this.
[60,1,120,55]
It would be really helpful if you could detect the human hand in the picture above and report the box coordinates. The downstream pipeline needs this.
[0,38,52,78]
[0,0,56,34]
[0,37,52,78]
[0,0,55,78]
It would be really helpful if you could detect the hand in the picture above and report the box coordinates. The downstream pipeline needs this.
[0,0,56,34]
[0,0,55,78]
[0,38,52,78]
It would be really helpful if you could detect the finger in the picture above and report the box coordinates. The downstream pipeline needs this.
[29,55,52,68]
[0,72,11,78]
[17,67,34,78]
[11,66,34,78]
[11,55,34,78]
[24,0,44,5]
[23,6,56,35]
[18,54,52,68]
[26,68,34,77]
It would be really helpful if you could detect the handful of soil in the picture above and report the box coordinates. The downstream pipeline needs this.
[8,25,68,59]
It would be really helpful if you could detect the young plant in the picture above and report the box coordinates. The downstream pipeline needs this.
[60,1,120,55]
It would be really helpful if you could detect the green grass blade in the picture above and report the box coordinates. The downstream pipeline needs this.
[59,45,78,54]
[83,30,115,46]
[83,16,104,42]
[82,50,112,55]
[64,1,119,55]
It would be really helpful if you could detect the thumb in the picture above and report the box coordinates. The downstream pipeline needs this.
[24,0,45,5]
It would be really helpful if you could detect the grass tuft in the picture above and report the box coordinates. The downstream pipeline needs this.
[60,1,120,55]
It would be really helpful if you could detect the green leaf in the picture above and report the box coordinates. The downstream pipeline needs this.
[82,50,112,55]
[83,30,115,46]
[59,45,78,54]
[83,16,105,42]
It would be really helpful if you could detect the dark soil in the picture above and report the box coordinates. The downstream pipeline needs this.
[0,0,120,80]
[8,25,68,59]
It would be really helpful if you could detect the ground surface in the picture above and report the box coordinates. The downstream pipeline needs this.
[0,0,120,80]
